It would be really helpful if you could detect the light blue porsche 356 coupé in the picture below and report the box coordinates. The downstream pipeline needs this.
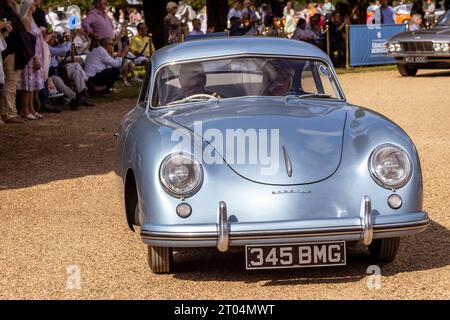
[114,37,429,273]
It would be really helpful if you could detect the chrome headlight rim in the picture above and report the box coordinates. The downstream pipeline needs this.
[433,42,450,52]
[387,42,396,53]
[159,152,204,199]
[369,143,413,190]
[387,42,402,53]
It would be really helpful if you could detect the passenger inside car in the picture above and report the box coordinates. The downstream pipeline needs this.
[261,60,295,96]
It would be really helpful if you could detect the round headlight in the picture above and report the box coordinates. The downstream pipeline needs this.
[388,43,396,53]
[369,144,412,190]
[159,152,203,198]
[433,43,443,52]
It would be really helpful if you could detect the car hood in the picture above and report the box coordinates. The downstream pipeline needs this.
[390,26,450,42]
[163,97,347,185]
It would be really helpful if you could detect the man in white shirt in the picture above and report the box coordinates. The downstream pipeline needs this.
[84,37,129,93]
[228,1,243,21]
[46,6,60,27]
[323,0,335,15]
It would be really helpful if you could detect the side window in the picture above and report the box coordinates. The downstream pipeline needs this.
[299,62,316,94]
[138,61,152,108]
[299,61,340,99]
[314,62,340,99]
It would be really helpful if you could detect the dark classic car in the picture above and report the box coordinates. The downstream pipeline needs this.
[386,10,450,76]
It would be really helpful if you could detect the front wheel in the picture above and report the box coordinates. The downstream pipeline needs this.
[148,246,173,273]
[397,64,418,77]
[368,237,400,263]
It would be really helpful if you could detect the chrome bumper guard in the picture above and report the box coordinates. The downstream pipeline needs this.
[140,197,429,250]
[361,196,373,245]
[217,201,229,252]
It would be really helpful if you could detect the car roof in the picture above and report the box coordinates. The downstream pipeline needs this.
[151,37,332,70]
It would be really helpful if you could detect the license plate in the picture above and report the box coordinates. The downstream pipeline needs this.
[245,241,346,270]
[404,56,428,63]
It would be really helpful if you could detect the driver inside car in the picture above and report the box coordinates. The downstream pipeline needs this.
[171,63,221,102]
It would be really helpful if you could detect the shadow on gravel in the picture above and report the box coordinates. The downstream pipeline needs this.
[415,70,450,77]
[172,221,450,285]
[0,100,133,190]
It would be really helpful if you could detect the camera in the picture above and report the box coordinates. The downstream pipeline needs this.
[121,35,129,48]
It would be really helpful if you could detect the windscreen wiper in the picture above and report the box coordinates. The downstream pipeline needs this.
[286,93,333,100]
[166,94,220,106]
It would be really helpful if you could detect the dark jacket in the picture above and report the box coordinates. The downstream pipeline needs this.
[17,31,36,70]
[0,4,34,70]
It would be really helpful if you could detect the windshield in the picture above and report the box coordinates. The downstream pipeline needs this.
[437,11,450,26]
[153,57,344,107]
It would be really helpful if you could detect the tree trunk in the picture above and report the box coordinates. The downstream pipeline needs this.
[206,0,228,33]
[270,1,284,17]
[142,0,167,49]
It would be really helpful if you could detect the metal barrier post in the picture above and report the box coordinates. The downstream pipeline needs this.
[149,33,154,56]
[326,25,330,57]
[345,24,350,70]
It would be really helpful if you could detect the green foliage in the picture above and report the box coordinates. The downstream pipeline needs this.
[187,0,207,11]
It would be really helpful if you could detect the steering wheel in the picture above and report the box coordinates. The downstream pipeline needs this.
[185,93,220,100]
[166,93,222,106]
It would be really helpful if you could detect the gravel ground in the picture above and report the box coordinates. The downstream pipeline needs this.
[0,69,449,300]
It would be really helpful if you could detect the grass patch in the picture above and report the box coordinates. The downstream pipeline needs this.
[90,80,141,103]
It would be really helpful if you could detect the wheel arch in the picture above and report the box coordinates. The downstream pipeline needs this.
[124,168,139,232]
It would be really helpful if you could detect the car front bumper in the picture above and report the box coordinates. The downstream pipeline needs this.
[389,54,450,68]
[140,197,430,250]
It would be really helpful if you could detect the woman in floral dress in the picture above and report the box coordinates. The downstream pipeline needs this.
[17,0,45,120]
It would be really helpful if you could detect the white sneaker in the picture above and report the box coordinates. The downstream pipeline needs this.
[49,91,64,98]
[0,119,5,125]
[131,77,143,82]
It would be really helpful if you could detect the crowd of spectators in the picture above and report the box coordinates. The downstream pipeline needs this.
[1,0,447,125]
[161,0,348,65]
[163,0,447,66]
[0,0,151,125]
